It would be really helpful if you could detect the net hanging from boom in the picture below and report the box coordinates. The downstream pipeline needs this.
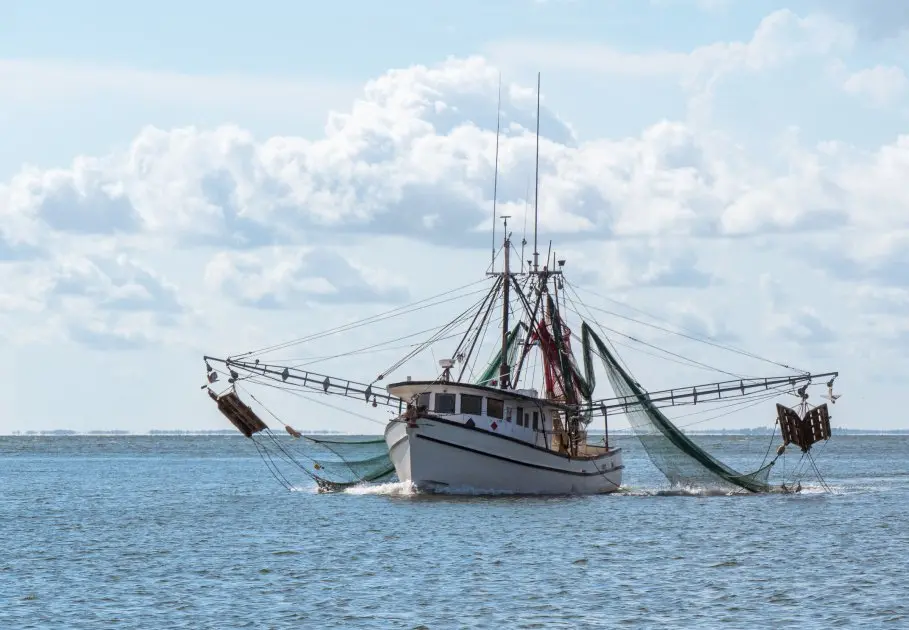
[537,292,778,493]
[206,387,396,491]
[579,323,774,492]
[302,435,396,489]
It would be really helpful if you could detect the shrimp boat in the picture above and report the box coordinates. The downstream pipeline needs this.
[381,234,625,494]
[202,75,841,495]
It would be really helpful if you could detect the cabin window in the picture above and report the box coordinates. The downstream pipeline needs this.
[532,411,540,431]
[486,398,504,419]
[523,412,530,428]
[417,393,430,409]
[461,394,482,415]
[515,407,524,427]
[435,393,456,414]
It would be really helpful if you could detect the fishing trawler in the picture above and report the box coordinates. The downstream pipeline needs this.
[380,225,625,494]
[202,74,841,495]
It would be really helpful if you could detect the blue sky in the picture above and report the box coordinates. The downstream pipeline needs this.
[1,1,770,69]
[2,0,906,178]
[1,0,908,433]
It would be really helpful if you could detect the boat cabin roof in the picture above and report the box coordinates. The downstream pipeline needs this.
[386,380,569,411]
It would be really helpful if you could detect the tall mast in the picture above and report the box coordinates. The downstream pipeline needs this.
[532,72,541,274]
[491,73,502,271]
[500,215,511,389]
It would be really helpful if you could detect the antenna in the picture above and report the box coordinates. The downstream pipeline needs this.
[520,177,529,274]
[532,72,541,273]
[491,73,502,271]
[500,213,512,389]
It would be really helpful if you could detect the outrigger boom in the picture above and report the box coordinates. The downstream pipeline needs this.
[203,356,406,411]
[583,371,840,416]
[205,355,837,420]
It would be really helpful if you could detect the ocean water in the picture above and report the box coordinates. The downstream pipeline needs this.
[1,434,907,629]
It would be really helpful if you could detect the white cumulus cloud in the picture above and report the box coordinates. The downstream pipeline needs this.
[1,11,909,432]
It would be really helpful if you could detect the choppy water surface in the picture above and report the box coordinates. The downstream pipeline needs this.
[1,435,907,629]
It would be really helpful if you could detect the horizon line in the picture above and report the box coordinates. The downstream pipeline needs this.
[4,427,908,436]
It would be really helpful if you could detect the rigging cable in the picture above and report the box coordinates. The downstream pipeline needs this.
[238,386,369,486]
[280,327,475,368]
[461,279,502,382]
[376,284,497,380]
[560,288,748,380]
[449,276,504,372]
[235,278,495,359]
[566,280,806,374]
[584,329,753,377]
[806,450,833,493]
[559,282,635,376]
[669,386,795,430]
[286,298,495,371]
[243,378,386,425]
[252,439,294,490]
[233,381,401,488]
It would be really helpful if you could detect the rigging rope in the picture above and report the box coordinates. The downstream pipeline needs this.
[376,282,496,380]
[284,323,487,370]
[566,280,805,374]
[240,376,389,426]
[561,287,748,380]
[235,279,495,359]
[461,277,505,382]
[228,382,397,491]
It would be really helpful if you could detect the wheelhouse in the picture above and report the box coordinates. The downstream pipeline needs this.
[387,380,562,449]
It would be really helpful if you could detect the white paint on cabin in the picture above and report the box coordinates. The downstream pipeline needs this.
[387,382,560,449]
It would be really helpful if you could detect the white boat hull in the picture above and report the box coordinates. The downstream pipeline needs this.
[384,417,623,495]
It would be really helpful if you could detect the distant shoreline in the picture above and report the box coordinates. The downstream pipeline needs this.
[4,428,909,436]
